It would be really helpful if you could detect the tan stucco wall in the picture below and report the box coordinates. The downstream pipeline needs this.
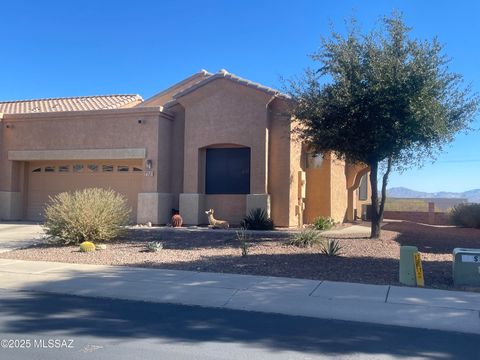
[329,156,348,222]
[0,191,22,220]
[304,153,371,224]
[0,108,166,194]
[178,78,272,195]
[0,107,176,222]
[267,98,302,227]
[137,192,174,224]
[167,104,185,209]
[204,195,246,225]
[304,155,331,224]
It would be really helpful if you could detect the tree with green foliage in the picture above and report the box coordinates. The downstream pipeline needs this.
[289,13,479,238]
[288,13,478,238]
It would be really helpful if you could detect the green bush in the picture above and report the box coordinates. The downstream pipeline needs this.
[448,203,480,228]
[44,188,131,245]
[241,208,274,230]
[290,229,323,247]
[312,216,335,230]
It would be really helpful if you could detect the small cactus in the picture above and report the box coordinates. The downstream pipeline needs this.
[79,241,96,252]
[146,241,163,252]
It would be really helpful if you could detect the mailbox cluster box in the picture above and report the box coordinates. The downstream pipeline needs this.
[453,248,480,287]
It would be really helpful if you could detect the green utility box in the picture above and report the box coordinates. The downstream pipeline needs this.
[453,248,480,287]
[399,246,418,286]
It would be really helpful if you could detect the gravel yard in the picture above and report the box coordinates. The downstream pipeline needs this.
[1,220,479,290]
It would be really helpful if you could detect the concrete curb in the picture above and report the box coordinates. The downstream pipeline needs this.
[0,259,479,335]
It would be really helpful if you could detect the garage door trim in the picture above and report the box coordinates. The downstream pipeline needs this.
[9,148,146,161]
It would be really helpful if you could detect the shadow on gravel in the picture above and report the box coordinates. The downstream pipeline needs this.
[132,254,453,288]
[0,289,478,359]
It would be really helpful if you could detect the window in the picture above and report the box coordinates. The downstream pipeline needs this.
[117,165,129,172]
[87,164,98,172]
[44,166,55,172]
[58,165,70,172]
[102,165,113,172]
[32,168,41,173]
[73,164,84,173]
[358,174,368,201]
[307,153,324,168]
[132,167,143,172]
[205,148,250,194]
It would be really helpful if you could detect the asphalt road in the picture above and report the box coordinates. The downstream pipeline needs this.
[0,288,478,359]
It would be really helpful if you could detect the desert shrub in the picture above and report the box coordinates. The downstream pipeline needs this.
[448,203,480,228]
[312,216,335,230]
[146,241,163,252]
[236,229,250,257]
[44,188,131,245]
[320,239,342,256]
[290,229,323,247]
[241,208,274,230]
[79,241,96,252]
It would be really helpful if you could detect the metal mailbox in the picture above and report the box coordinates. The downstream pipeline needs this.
[453,248,480,287]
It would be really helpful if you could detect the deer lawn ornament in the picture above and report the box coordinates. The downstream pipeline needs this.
[205,209,229,229]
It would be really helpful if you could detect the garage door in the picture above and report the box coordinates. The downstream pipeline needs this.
[27,160,143,222]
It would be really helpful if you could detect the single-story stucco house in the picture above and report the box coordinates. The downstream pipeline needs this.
[0,69,370,227]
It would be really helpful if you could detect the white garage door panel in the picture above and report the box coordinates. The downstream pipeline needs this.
[27,161,143,222]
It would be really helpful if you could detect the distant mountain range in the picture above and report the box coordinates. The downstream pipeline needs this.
[387,187,480,203]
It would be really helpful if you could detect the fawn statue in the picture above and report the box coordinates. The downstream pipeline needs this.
[205,209,229,229]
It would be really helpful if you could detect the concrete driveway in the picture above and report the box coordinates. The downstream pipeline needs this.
[0,222,45,253]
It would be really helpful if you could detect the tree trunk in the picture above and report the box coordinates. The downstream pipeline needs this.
[369,161,381,238]
[379,157,393,224]
[369,158,393,239]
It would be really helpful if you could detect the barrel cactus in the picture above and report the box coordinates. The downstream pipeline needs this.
[79,241,96,252]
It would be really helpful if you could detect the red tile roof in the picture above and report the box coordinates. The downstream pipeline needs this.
[0,94,143,114]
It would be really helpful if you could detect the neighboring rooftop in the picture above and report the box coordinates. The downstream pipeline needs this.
[0,94,143,114]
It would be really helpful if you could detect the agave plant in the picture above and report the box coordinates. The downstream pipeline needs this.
[146,241,164,252]
[289,229,322,247]
[241,208,274,230]
[321,239,342,256]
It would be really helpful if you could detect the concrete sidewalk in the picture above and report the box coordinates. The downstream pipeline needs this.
[0,223,45,253]
[0,259,479,335]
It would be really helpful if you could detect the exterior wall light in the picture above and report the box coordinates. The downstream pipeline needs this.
[145,159,153,170]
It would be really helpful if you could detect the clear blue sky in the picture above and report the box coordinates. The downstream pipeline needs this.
[1,0,479,192]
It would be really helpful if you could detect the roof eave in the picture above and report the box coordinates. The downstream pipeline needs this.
[2,105,173,121]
